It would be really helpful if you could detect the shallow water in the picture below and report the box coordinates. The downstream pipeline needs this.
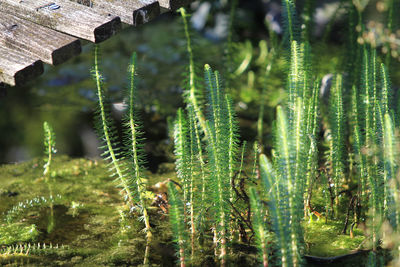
[0,156,371,266]
[0,14,224,167]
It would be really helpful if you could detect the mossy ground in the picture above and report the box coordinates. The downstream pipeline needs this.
[304,219,365,257]
[0,156,173,266]
[0,155,372,266]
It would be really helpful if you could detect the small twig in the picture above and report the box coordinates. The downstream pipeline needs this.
[342,195,357,234]
[227,200,254,236]
[167,178,182,189]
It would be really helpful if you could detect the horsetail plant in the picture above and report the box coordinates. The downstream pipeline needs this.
[93,45,135,208]
[304,80,320,218]
[380,63,391,116]
[92,47,152,264]
[226,93,240,244]
[179,7,208,138]
[168,181,189,267]
[173,108,198,259]
[249,187,270,267]
[359,46,383,251]
[43,121,57,233]
[287,41,303,116]
[174,108,191,210]
[382,113,398,228]
[275,105,304,267]
[204,64,237,266]
[123,53,153,264]
[260,153,291,267]
[383,113,400,265]
[378,63,394,221]
[328,74,345,212]
[282,0,300,49]
[188,105,208,236]
[259,106,307,267]
[43,121,56,178]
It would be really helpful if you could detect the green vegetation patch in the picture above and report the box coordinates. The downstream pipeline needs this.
[0,223,39,245]
[304,220,365,257]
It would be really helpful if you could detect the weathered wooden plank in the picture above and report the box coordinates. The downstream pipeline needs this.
[0,0,121,43]
[0,47,43,86]
[0,13,81,65]
[158,0,192,10]
[70,0,160,25]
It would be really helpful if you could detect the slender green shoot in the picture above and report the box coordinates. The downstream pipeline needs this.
[249,187,270,267]
[168,182,189,267]
[179,8,208,138]
[43,121,56,178]
[123,53,152,242]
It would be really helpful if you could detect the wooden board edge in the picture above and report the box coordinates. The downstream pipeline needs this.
[93,16,122,43]
[132,1,160,26]
[51,39,82,65]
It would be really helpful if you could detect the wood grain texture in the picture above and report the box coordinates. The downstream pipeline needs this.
[0,0,121,43]
[0,13,81,65]
[71,0,160,25]
[157,0,192,10]
[0,46,43,86]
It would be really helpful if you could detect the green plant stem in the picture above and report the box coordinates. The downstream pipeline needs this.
[179,8,208,139]
[168,182,188,267]
[276,106,301,267]
[249,187,269,267]
[93,45,135,208]
[260,154,289,267]
[127,53,152,240]
[204,65,229,266]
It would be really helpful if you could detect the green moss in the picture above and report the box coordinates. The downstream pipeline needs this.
[0,156,178,265]
[304,220,366,257]
[0,223,39,245]
[0,155,369,264]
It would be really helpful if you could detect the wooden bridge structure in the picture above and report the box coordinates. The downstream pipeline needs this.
[0,0,191,86]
